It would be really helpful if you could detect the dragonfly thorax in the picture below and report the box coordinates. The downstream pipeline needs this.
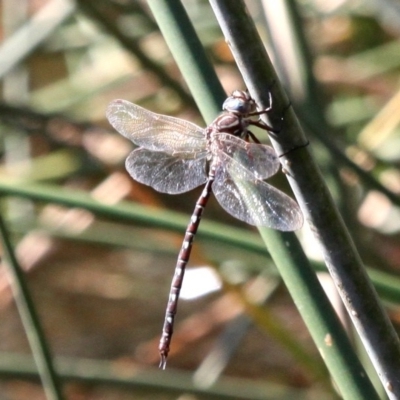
[210,111,250,139]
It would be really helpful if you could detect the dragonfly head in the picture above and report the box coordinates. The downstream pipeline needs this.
[223,90,257,116]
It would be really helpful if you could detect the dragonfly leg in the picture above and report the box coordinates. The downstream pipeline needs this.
[247,130,261,144]
[249,99,292,134]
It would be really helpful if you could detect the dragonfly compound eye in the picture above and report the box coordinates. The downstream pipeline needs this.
[223,90,256,115]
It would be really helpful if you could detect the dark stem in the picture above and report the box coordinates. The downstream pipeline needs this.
[210,0,400,399]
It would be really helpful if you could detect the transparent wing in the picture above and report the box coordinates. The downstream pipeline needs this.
[106,99,207,156]
[213,133,280,179]
[212,153,303,231]
[126,148,207,194]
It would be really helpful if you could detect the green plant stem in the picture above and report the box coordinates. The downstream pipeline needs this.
[0,175,397,290]
[0,179,259,251]
[0,214,64,400]
[2,179,400,304]
[209,0,400,398]
[259,229,376,398]
[0,352,335,400]
[147,0,226,121]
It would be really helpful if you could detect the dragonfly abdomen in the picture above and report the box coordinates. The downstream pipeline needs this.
[158,172,215,368]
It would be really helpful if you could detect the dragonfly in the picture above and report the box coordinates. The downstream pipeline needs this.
[106,90,303,369]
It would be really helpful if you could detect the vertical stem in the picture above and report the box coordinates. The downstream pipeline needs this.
[147,0,227,121]
[209,1,400,399]
[0,215,64,400]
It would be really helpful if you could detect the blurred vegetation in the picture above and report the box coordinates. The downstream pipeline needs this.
[0,0,399,399]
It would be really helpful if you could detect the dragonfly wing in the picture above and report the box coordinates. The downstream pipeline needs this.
[107,99,207,156]
[213,133,280,179]
[126,148,207,194]
[212,153,303,231]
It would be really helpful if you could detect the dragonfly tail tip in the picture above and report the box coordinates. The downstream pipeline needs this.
[159,355,167,370]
